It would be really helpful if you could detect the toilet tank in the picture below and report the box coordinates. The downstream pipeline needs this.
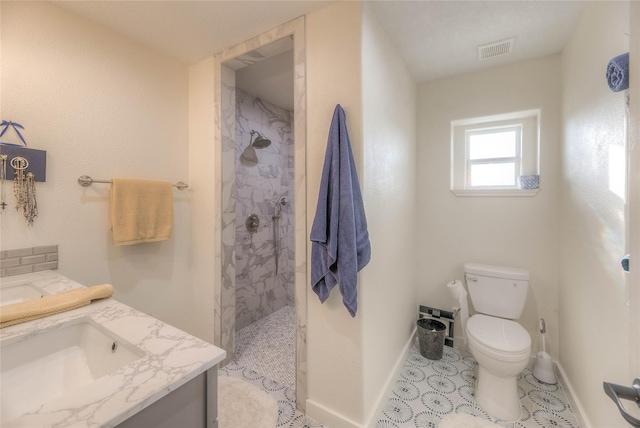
[464,263,530,320]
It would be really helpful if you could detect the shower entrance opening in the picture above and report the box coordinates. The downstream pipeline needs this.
[213,17,307,412]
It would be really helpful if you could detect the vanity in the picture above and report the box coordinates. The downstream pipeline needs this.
[0,271,226,428]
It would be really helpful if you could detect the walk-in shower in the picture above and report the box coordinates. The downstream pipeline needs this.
[228,85,296,391]
[232,87,295,333]
[215,19,307,408]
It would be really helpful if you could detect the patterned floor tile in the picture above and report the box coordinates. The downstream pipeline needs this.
[376,343,581,428]
[223,307,580,428]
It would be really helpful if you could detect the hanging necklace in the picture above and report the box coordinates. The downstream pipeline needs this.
[24,172,37,224]
[0,154,7,211]
[11,156,28,212]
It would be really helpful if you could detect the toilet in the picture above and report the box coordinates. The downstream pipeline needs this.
[464,263,531,421]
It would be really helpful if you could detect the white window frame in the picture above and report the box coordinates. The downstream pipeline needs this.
[450,109,540,197]
[465,125,522,189]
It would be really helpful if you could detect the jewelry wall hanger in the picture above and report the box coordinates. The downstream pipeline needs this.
[0,120,46,224]
[0,120,47,183]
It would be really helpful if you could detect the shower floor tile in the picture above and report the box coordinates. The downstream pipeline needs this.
[235,304,296,390]
[376,344,581,428]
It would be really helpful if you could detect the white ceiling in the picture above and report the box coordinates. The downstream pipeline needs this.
[52,0,587,107]
[53,1,334,65]
[369,1,587,82]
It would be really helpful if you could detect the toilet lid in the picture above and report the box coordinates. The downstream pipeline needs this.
[467,314,531,353]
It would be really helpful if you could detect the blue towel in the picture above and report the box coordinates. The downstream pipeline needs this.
[606,53,629,92]
[310,105,371,317]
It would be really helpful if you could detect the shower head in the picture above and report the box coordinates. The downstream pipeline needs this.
[250,130,272,149]
[280,197,287,206]
[239,146,258,166]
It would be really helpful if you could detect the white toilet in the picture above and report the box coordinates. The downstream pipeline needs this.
[464,263,531,421]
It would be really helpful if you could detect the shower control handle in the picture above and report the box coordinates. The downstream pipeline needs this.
[246,214,260,233]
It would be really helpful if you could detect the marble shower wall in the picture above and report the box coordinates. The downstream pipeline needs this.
[234,88,295,331]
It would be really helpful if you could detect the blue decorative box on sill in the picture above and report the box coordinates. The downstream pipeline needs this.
[519,174,539,190]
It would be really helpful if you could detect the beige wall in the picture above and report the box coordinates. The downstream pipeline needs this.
[417,56,563,359]
[0,2,195,335]
[188,57,217,343]
[305,2,365,425]
[360,3,417,425]
[305,3,418,426]
[560,2,631,425]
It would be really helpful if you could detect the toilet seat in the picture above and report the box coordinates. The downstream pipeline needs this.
[467,314,531,360]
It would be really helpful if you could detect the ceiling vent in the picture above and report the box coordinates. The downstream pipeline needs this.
[478,37,516,60]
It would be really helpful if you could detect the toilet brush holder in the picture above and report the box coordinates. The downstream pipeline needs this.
[533,318,557,384]
[533,351,557,384]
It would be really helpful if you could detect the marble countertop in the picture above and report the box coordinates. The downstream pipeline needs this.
[0,271,226,428]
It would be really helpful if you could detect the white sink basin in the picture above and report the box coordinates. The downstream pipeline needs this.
[1,317,146,422]
[0,282,49,306]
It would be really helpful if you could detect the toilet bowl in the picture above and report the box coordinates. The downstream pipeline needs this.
[467,314,531,421]
[463,263,532,421]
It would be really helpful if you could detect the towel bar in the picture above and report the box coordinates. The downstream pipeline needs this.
[77,175,189,190]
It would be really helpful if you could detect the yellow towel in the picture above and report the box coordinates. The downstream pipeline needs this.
[0,284,114,328]
[110,178,173,246]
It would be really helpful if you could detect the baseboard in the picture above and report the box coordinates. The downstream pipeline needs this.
[364,325,418,428]
[525,357,591,427]
[305,399,362,428]
[556,362,592,428]
[306,326,418,428]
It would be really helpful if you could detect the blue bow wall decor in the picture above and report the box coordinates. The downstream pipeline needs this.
[0,120,28,147]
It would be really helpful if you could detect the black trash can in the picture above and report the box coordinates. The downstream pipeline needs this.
[416,318,446,360]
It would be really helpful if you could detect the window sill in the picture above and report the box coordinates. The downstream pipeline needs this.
[451,189,540,197]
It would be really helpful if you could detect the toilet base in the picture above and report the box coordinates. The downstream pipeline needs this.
[475,365,522,421]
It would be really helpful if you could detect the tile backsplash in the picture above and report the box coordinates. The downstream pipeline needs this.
[0,245,58,278]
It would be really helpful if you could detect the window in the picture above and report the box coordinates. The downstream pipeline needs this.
[466,126,521,188]
[451,110,540,196]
